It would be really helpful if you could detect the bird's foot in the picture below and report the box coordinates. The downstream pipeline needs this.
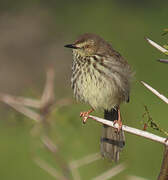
[113,119,123,132]
[113,109,122,132]
[80,109,94,124]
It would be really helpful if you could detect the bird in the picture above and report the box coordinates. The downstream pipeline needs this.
[64,33,132,162]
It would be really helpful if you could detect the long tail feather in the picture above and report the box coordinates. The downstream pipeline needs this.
[101,108,125,162]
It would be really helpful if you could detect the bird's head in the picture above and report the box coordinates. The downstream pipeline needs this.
[64,33,112,57]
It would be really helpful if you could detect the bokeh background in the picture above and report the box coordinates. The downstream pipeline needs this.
[0,1,168,179]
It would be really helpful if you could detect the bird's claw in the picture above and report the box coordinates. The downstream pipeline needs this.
[80,109,94,124]
[113,120,123,132]
[80,112,90,124]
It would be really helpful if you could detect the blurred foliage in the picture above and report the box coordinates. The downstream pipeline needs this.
[0,1,168,180]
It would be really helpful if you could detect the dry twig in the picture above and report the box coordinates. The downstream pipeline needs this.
[89,115,168,146]
[34,157,68,180]
[158,147,168,180]
[93,163,126,180]
[69,153,101,180]
[141,81,168,104]
[145,37,168,54]
[158,59,168,64]
[0,93,41,108]
[127,175,148,180]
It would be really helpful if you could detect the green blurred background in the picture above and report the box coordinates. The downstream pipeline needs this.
[0,1,167,179]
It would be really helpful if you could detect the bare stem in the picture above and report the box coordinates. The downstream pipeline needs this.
[127,175,148,180]
[158,146,168,180]
[93,163,126,180]
[69,153,100,169]
[0,93,41,108]
[89,115,168,146]
[141,81,168,104]
[6,103,42,122]
[145,37,168,54]
[158,59,168,64]
[34,157,68,180]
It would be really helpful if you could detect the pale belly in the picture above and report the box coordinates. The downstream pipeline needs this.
[72,66,122,110]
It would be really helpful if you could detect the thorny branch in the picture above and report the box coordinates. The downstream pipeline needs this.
[145,37,168,55]
[141,81,168,104]
[89,115,168,146]
[145,36,168,180]
[145,37,168,63]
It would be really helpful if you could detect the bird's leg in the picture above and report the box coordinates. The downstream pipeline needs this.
[113,108,122,132]
[80,108,94,124]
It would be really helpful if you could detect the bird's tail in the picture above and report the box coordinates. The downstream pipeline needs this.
[100,108,125,162]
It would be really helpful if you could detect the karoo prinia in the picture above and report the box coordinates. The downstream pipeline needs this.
[65,33,132,161]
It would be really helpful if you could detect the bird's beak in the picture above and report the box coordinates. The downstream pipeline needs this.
[64,44,79,49]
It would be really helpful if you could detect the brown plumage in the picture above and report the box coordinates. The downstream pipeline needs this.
[64,33,132,161]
